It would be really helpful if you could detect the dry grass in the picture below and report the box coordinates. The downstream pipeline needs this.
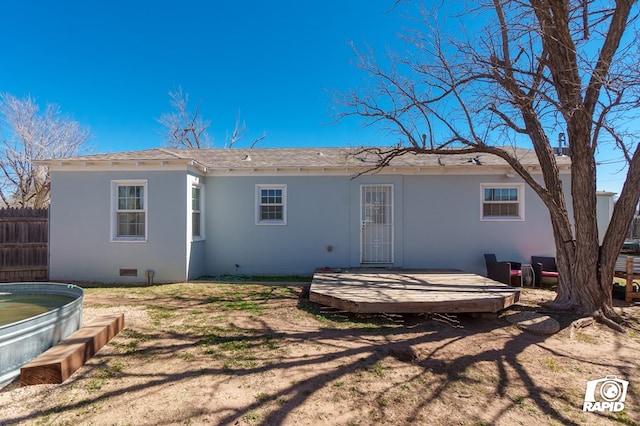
[0,283,639,425]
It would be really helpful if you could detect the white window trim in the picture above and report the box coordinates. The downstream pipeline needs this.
[255,184,287,225]
[111,179,148,242]
[189,178,205,241]
[480,183,525,221]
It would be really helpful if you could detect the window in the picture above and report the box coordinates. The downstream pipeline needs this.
[256,185,286,225]
[112,180,147,241]
[192,185,203,238]
[481,184,524,220]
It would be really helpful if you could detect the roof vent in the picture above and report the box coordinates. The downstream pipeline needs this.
[554,133,570,156]
[468,156,482,165]
[242,154,251,161]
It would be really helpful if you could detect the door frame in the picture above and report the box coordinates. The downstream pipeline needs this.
[360,184,394,264]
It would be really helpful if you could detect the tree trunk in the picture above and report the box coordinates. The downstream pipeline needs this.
[545,122,626,327]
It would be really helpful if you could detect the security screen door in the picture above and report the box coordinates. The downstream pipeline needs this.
[360,185,393,263]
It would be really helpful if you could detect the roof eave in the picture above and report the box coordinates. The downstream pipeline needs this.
[204,163,560,176]
[35,158,208,173]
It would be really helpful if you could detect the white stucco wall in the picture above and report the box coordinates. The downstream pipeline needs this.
[401,174,562,275]
[205,175,353,276]
[202,172,568,277]
[186,173,207,280]
[49,170,189,284]
[48,168,571,282]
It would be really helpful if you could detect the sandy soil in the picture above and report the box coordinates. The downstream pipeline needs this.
[0,284,638,426]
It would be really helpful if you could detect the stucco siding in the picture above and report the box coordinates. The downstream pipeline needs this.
[205,176,352,276]
[187,240,207,280]
[48,165,572,281]
[204,173,568,277]
[49,170,189,283]
[401,174,561,276]
[186,173,207,280]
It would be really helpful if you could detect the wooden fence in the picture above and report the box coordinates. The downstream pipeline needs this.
[0,208,48,281]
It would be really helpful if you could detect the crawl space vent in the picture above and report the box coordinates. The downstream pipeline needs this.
[119,269,138,277]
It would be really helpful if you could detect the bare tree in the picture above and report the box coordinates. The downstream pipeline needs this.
[157,86,212,149]
[340,1,640,328]
[225,110,267,149]
[158,88,267,149]
[0,93,90,208]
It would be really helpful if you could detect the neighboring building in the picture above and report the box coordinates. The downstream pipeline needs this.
[596,191,616,245]
[597,192,640,249]
[39,147,572,284]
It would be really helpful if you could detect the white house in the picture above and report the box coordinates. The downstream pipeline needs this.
[39,147,572,284]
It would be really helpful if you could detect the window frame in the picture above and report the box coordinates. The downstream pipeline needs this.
[255,184,287,225]
[480,183,525,221]
[111,179,148,242]
[191,182,205,241]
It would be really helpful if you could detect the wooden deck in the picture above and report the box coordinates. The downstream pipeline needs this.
[309,269,520,314]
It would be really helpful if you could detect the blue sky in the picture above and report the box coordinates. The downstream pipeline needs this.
[0,1,629,194]
[1,1,402,150]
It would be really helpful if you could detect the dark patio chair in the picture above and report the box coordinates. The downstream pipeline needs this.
[484,253,522,285]
[531,256,559,287]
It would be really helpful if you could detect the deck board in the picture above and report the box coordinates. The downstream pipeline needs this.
[309,269,520,313]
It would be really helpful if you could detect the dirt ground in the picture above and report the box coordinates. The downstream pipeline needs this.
[0,283,639,426]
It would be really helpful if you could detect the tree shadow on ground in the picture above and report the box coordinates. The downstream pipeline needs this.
[2,285,638,425]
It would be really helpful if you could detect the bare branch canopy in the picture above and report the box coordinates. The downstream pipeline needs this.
[339,0,640,328]
[0,93,90,208]
[157,87,267,149]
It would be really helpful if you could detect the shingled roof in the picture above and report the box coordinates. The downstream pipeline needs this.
[39,146,571,173]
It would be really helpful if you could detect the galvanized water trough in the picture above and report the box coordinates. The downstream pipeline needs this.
[0,283,84,388]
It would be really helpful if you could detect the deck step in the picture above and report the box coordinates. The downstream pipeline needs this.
[20,313,125,386]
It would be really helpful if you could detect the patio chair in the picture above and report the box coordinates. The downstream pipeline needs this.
[484,254,522,285]
[531,256,559,287]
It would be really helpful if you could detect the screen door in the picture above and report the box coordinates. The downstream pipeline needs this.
[361,185,393,263]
